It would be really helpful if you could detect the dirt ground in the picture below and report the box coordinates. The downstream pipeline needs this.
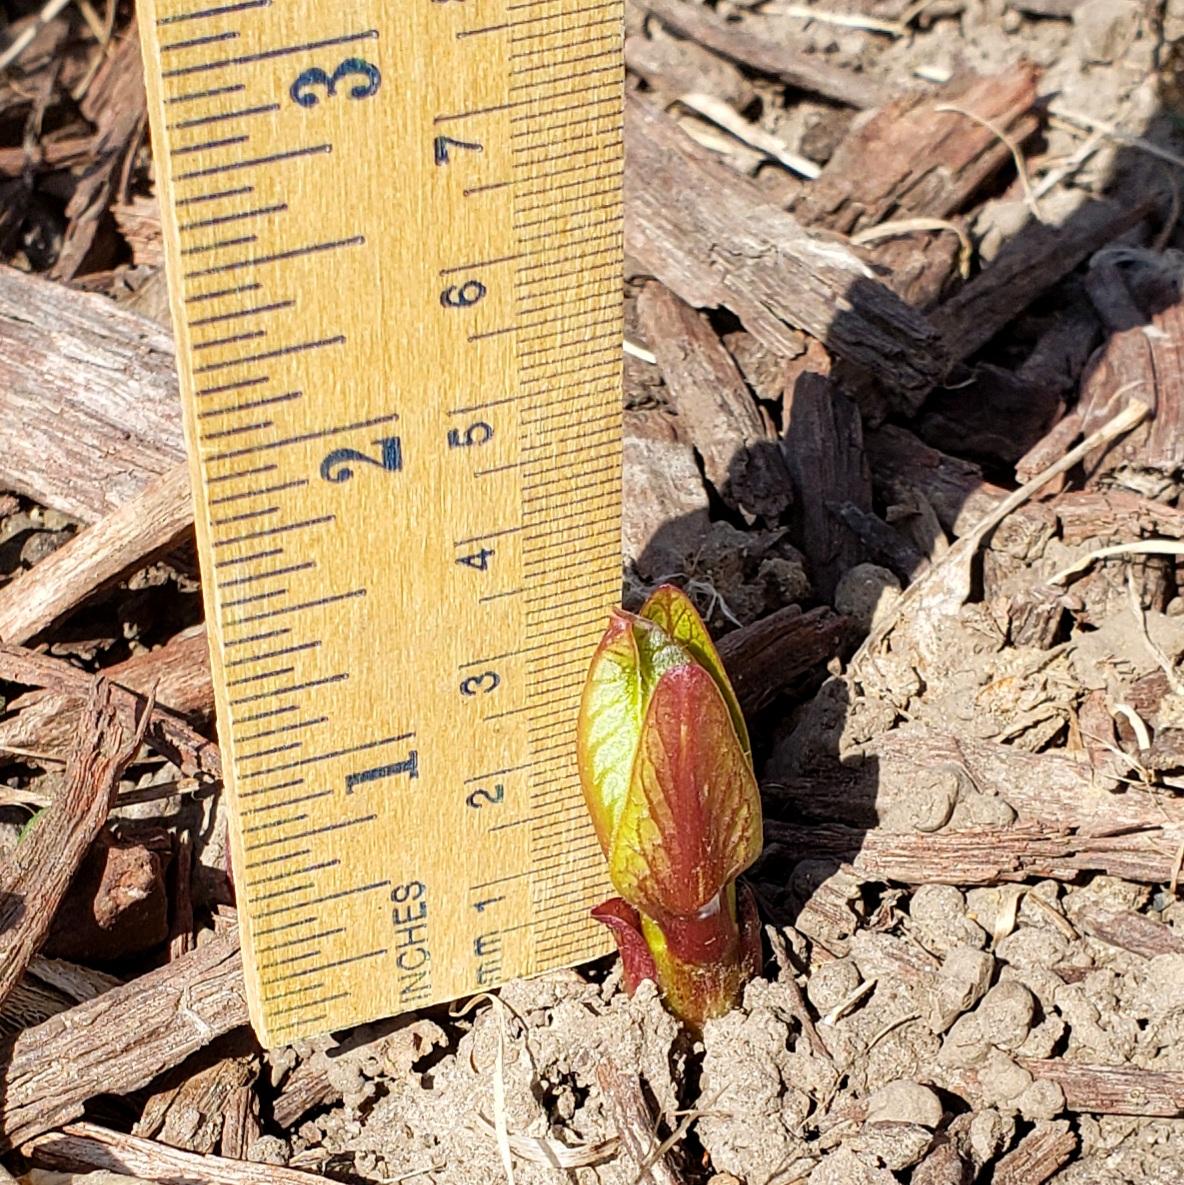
[3,0,1184,1183]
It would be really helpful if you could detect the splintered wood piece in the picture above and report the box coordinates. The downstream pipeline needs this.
[622,410,711,579]
[624,32,756,112]
[595,1061,684,1185]
[26,1122,326,1185]
[1077,255,1184,485]
[0,680,149,1010]
[934,198,1154,364]
[1075,906,1184,958]
[0,266,183,521]
[220,1080,262,1160]
[1017,1060,1184,1118]
[0,627,213,766]
[0,930,247,1151]
[793,64,1040,233]
[51,22,146,281]
[828,502,928,582]
[782,342,873,599]
[632,0,888,108]
[1,957,122,1036]
[272,1058,336,1129]
[625,96,947,411]
[136,1053,257,1155]
[992,1121,1077,1185]
[0,463,193,645]
[762,820,1184,886]
[773,725,1184,839]
[635,282,791,520]
[865,424,1007,538]
[0,643,220,781]
[718,605,848,716]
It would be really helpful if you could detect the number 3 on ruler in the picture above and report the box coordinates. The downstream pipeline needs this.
[291,58,382,107]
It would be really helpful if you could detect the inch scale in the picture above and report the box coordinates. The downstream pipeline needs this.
[138,0,622,1046]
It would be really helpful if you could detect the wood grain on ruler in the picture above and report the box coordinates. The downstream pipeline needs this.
[139,0,622,1046]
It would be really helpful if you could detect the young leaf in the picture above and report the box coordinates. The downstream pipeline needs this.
[638,585,750,760]
[609,663,761,926]
[577,612,643,855]
[590,897,657,994]
[578,609,692,856]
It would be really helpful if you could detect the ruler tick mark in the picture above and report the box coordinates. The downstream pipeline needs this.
[254,916,316,940]
[207,413,398,464]
[187,235,362,279]
[237,715,327,743]
[468,325,517,343]
[176,143,332,183]
[439,252,524,275]
[228,664,296,688]
[457,21,512,37]
[455,525,523,546]
[196,375,269,398]
[480,588,523,603]
[193,335,345,372]
[263,982,326,1005]
[227,641,320,670]
[464,179,514,196]
[245,813,307,835]
[225,586,361,629]
[172,103,281,131]
[249,848,314,874]
[465,763,533,784]
[214,515,333,549]
[187,282,264,305]
[263,948,385,987]
[257,947,320,970]
[182,235,259,259]
[448,395,519,416]
[165,83,246,104]
[239,734,413,784]
[223,586,290,609]
[255,879,389,917]
[217,549,285,571]
[236,705,299,726]
[218,558,315,586]
[172,134,249,158]
[190,299,293,326]
[158,2,269,26]
[256,925,344,955]
[199,390,302,419]
[162,30,379,78]
[193,328,265,350]
[254,881,314,904]
[229,671,349,706]
[174,186,254,209]
[242,790,333,818]
[212,503,278,527]
[204,419,273,441]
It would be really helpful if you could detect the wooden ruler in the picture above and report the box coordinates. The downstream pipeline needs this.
[138,0,622,1046]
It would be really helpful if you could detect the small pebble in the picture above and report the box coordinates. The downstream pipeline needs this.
[930,946,995,1033]
[806,958,862,1014]
[866,1080,945,1129]
[978,981,1037,1052]
[835,563,901,634]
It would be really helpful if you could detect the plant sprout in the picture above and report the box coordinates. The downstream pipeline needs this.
[577,584,763,1028]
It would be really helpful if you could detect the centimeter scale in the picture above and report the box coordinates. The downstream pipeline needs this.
[138,0,623,1046]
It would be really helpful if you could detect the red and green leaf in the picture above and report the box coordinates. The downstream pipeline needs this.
[638,585,750,761]
[609,663,761,926]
